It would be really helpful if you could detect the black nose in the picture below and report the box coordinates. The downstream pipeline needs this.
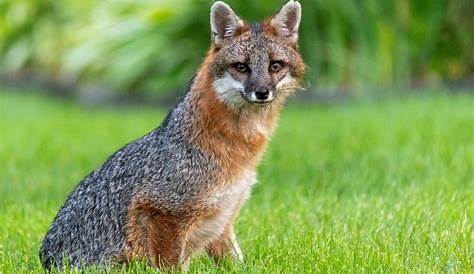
[254,88,270,100]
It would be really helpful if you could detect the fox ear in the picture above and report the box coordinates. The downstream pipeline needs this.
[270,0,301,43]
[210,1,244,46]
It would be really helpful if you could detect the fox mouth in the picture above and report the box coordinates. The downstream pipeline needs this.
[252,100,272,105]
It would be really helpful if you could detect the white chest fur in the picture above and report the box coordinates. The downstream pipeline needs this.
[208,169,256,208]
[186,169,257,250]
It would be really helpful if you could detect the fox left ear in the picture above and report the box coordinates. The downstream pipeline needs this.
[210,1,244,46]
[270,0,302,44]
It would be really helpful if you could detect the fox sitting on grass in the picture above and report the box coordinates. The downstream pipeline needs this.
[40,1,306,270]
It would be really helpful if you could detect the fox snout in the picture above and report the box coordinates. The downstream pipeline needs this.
[213,72,277,106]
[249,86,273,103]
[244,76,274,104]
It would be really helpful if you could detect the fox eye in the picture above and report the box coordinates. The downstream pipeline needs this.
[232,62,249,73]
[270,61,284,72]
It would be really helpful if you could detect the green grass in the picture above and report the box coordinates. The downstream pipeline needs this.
[0,89,473,273]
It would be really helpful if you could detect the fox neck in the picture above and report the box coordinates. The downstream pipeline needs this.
[186,53,281,173]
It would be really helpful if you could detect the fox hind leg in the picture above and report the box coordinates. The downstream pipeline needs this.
[147,211,187,268]
[125,201,187,269]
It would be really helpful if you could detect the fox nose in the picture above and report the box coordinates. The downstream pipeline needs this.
[254,88,270,100]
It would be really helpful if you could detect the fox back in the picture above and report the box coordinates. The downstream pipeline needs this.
[39,1,305,270]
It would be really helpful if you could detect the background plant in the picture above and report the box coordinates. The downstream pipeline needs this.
[1,0,472,98]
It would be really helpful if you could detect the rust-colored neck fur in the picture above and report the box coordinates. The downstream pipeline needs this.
[187,50,281,176]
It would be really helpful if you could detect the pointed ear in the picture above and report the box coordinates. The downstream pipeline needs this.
[210,1,244,46]
[270,0,302,43]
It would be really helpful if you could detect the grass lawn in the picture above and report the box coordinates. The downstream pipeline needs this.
[0,88,472,273]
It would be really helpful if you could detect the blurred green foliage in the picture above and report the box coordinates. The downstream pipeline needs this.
[0,0,473,97]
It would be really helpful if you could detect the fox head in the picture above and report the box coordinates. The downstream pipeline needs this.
[204,1,306,108]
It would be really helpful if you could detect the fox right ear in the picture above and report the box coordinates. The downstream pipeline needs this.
[271,1,301,44]
[210,1,244,46]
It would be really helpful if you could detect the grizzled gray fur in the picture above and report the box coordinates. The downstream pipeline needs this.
[39,92,217,269]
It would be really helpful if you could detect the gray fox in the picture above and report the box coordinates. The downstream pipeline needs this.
[39,1,306,270]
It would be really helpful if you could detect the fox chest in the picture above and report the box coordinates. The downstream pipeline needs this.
[186,169,257,249]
